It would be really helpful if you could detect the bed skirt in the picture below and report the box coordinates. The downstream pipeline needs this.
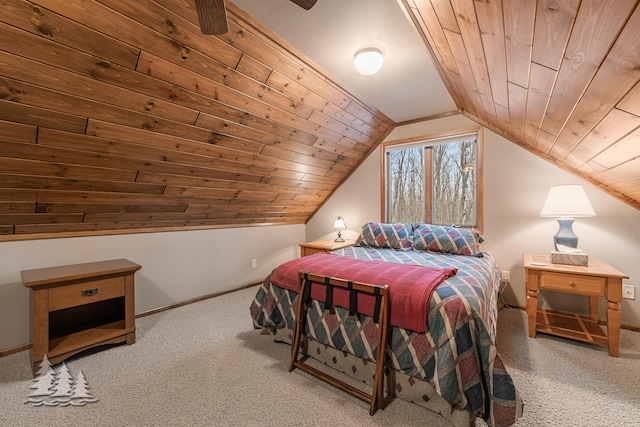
[272,327,475,427]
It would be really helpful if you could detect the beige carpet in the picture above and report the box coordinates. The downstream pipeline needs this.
[1,286,639,426]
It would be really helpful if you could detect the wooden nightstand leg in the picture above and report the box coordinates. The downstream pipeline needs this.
[588,296,599,321]
[606,300,621,357]
[526,288,538,338]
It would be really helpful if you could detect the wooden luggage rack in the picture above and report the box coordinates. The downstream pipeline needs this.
[289,271,390,415]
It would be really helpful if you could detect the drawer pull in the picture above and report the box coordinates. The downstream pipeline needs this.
[81,288,99,297]
[568,281,576,287]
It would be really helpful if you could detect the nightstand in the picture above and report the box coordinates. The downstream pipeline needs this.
[523,253,628,357]
[299,240,353,257]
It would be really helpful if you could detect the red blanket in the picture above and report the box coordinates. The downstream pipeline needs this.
[269,252,457,333]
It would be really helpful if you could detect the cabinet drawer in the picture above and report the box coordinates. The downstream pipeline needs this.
[49,276,125,311]
[302,247,325,257]
[540,272,605,296]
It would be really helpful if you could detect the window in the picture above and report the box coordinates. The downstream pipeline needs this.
[382,128,483,232]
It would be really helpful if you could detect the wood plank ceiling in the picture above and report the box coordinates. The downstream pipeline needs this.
[0,0,394,240]
[399,0,640,211]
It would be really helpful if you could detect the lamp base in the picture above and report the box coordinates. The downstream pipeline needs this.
[553,217,578,251]
[334,231,344,242]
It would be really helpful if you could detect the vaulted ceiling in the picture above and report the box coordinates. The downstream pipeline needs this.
[400,0,640,210]
[0,0,639,241]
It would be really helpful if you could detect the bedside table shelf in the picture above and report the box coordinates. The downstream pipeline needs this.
[524,253,628,357]
[534,308,608,346]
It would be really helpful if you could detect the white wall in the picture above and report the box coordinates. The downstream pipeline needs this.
[307,114,640,328]
[0,224,305,350]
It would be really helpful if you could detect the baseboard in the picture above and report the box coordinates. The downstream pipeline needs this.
[0,343,31,358]
[0,282,262,357]
[136,281,261,318]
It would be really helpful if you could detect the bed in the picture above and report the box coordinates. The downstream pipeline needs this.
[250,223,523,427]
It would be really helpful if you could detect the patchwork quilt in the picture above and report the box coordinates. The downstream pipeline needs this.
[250,246,523,427]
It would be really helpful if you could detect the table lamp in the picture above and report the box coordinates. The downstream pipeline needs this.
[333,216,347,242]
[540,185,595,251]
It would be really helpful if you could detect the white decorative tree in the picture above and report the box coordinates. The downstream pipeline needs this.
[50,362,74,402]
[70,370,98,405]
[24,355,55,405]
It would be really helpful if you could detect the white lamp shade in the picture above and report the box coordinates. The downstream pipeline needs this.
[333,216,347,230]
[540,185,595,218]
[353,48,384,75]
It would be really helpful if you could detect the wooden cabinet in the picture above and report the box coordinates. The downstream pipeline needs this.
[21,259,141,374]
[299,240,353,257]
[523,253,628,357]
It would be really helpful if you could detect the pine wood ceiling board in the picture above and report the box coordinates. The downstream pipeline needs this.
[0,213,84,225]
[13,216,301,235]
[0,202,35,214]
[0,226,14,235]
[86,119,264,159]
[0,99,86,133]
[508,82,528,141]
[549,4,640,160]
[95,0,240,69]
[135,52,314,122]
[0,173,165,195]
[0,25,208,128]
[562,108,640,168]
[1,0,140,69]
[36,202,188,214]
[0,77,201,135]
[72,0,241,69]
[235,54,272,84]
[503,0,536,89]
[186,204,316,215]
[163,185,277,201]
[0,155,138,182]
[449,0,497,117]
[11,135,270,185]
[531,0,580,71]
[258,144,356,174]
[136,172,327,197]
[443,28,488,122]
[617,81,640,116]
[590,128,640,169]
[37,129,278,178]
[83,211,238,223]
[475,0,509,109]
[136,52,358,150]
[494,104,512,135]
[596,157,640,186]
[536,129,557,154]
[225,6,382,125]
[523,63,556,148]
[0,120,37,143]
[540,0,636,138]
[0,49,199,125]
[194,112,351,168]
[0,188,239,207]
[430,0,460,33]
[265,71,383,140]
[306,110,380,145]
[259,175,335,192]
[311,138,369,160]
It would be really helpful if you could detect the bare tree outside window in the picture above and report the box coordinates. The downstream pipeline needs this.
[384,130,482,231]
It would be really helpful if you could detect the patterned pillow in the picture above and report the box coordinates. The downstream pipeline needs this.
[410,224,481,256]
[355,222,414,250]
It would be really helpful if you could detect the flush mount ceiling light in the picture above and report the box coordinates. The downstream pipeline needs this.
[353,47,384,75]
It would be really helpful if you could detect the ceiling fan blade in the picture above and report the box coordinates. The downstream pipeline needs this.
[195,0,228,35]
[290,0,318,10]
